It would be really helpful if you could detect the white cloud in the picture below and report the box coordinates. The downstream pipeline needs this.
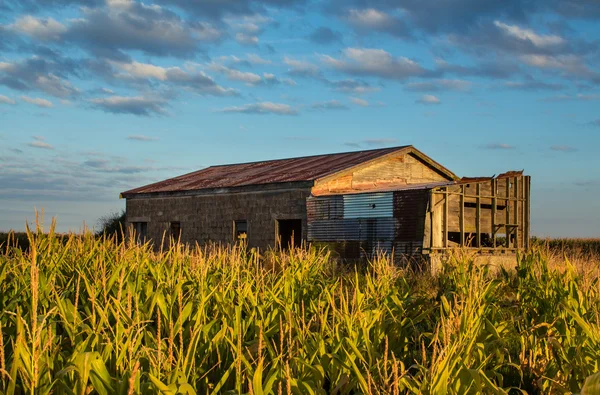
[0,62,14,72]
[405,79,472,92]
[330,79,380,93]
[89,95,168,116]
[10,15,67,40]
[112,60,170,80]
[310,100,349,110]
[503,80,564,91]
[483,143,515,150]
[66,2,203,57]
[344,8,409,37]
[0,95,16,105]
[191,22,223,42]
[520,54,586,73]
[35,74,80,98]
[494,21,565,48]
[262,73,296,86]
[550,145,577,152]
[321,48,425,80]
[235,32,259,45]
[538,93,600,102]
[106,0,134,9]
[28,138,54,150]
[246,54,271,65]
[209,64,262,84]
[127,135,159,141]
[109,60,236,96]
[283,57,321,77]
[20,96,53,108]
[350,97,369,107]
[216,54,272,66]
[415,94,441,105]
[217,102,297,115]
[225,14,272,31]
[0,59,79,98]
[346,9,394,28]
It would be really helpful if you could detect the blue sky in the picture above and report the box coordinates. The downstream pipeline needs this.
[1,0,599,237]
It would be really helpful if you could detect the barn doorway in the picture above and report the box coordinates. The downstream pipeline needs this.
[277,219,302,250]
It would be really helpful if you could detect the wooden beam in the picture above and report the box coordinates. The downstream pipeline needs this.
[444,188,448,248]
[525,176,531,250]
[476,183,481,247]
[514,177,519,249]
[441,191,524,201]
[520,176,525,249]
[492,179,497,248]
[460,184,465,246]
[423,189,434,251]
[429,247,519,252]
[505,179,511,248]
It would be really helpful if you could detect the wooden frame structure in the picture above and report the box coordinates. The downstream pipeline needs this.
[423,172,531,254]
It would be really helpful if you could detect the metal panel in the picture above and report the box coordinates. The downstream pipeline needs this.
[122,146,409,196]
[393,189,429,242]
[308,189,429,259]
[308,218,396,241]
[343,193,393,218]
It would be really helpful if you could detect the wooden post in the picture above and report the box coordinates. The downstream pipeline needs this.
[492,179,497,248]
[524,176,531,249]
[505,179,511,248]
[460,184,465,246]
[520,176,525,249]
[443,188,448,249]
[476,183,481,248]
[514,177,519,249]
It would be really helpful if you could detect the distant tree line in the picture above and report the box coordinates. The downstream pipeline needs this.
[1,210,127,251]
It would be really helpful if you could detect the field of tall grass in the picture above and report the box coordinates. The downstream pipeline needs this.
[1,223,599,394]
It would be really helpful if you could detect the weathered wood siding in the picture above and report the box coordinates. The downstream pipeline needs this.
[312,152,452,196]
[425,175,530,251]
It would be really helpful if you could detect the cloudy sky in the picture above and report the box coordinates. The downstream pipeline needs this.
[1,0,599,236]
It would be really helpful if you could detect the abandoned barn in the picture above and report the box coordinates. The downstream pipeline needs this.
[121,145,531,266]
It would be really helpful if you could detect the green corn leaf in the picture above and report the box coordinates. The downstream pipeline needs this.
[582,371,600,395]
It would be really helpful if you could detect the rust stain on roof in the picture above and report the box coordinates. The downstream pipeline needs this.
[122,146,410,196]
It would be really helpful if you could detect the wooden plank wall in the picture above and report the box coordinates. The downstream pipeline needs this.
[425,175,530,252]
[312,153,451,195]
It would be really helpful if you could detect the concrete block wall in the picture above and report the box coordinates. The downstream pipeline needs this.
[126,186,312,250]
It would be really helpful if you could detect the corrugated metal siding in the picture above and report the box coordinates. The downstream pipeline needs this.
[307,189,429,260]
[393,189,428,242]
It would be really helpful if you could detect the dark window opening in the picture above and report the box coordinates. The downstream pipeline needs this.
[234,220,248,241]
[132,222,147,243]
[277,219,302,250]
[448,232,494,247]
[170,222,181,240]
[496,233,515,248]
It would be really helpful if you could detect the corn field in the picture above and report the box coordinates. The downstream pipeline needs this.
[1,223,600,394]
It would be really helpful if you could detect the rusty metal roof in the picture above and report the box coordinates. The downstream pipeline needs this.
[122,145,412,197]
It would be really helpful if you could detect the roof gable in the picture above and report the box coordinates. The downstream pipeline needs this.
[121,145,457,197]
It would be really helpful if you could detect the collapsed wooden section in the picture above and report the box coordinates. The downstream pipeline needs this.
[307,172,531,263]
[423,173,531,253]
